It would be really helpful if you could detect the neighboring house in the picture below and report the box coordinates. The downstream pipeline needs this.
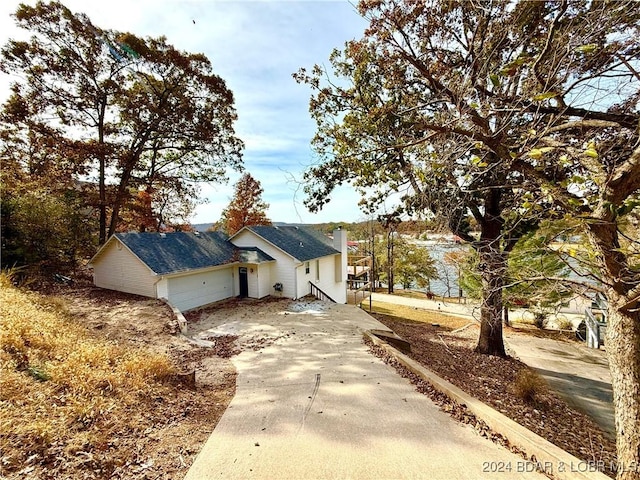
[89,226,347,311]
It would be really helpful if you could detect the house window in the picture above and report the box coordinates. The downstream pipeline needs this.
[305,262,310,274]
[316,260,320,281]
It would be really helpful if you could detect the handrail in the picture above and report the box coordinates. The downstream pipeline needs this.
[309,281,337,303]
[584,308,606,349]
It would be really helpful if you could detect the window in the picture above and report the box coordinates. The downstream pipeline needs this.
[305,262,310,274]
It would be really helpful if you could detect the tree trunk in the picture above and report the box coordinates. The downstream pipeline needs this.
[474,187,507,357]
[605,296,640,480]
[475,244,507,356]
[107,160,136,239]
[586,207,640,480]
[387,230,394,294]
[108,185,127,239]
[97,98,108,245]
[97,148,107,244]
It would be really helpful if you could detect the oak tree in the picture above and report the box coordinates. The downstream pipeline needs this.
[295,1,639,474]
[1,1,243,245]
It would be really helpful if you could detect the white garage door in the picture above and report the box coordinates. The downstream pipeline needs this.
[167,269,234,311]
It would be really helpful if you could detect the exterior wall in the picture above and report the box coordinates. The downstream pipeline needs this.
[236,264,261,299]
[233,229,348,303]
[157,278,169,300]
[165,267,234,311]
[234,263,273,299]
[232,230,299,298]
[302,254,347,304]
[333,229,347,283]
[295,262,310,299]
[256,263,273,298]
[92,239,157,298]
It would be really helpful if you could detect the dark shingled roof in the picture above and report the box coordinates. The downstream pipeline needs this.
[244,225,339,262]
[114,231,274,275]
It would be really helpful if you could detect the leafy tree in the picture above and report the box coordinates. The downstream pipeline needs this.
[295,2,639,471]
[0,187,94,272]
[294,7,547,357]
[365,217,437,291]
[380,214,401,293]
[441,250,467,298]
[118,189,157,233]
[220,173,271,235]
[118,184,199,233]
[1,1,243,245]
[395,242,437,290]
[460,224,573,326]
[0,94,95,271]
[368,231,389,290]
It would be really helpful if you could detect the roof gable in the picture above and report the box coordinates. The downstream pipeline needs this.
[239,226,339,262]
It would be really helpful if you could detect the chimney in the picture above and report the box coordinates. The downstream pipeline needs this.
[333,228,347,284]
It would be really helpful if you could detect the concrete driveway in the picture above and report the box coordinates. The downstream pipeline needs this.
[505,333,614,436]
[185,301,544,479]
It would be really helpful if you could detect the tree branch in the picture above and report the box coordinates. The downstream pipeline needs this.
[542,119,622,135]
[520,102,638,130]
[531,0,568,90]
[502,276,605,295]
[605,145,640,206]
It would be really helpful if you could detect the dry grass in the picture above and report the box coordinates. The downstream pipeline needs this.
[511,368,547,404]
[364,300,471,330]
[0,273,180,475]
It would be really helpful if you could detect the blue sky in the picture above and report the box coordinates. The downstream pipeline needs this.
[0,0,387,225]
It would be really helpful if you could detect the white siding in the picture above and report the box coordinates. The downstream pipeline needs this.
[304,254,347,304]
[246,266,259,298]
[333,229,347,283]
[233,264,272,299]
[295,263,308,299]
[166,268,234,311]
[157,278,168,300]
[257,263,273,298]
[92,240,156,298]
[232,230,298,298]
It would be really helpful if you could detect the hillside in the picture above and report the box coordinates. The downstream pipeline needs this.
[0,275,235,479]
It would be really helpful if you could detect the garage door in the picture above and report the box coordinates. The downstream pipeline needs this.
[167,269,234,311]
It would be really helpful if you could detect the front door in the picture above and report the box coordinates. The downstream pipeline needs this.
[239,267,248,298]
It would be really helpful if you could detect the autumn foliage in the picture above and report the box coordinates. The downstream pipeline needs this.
[220,173,271,235]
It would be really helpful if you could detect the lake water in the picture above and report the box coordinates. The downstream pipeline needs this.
[425,243,468,297]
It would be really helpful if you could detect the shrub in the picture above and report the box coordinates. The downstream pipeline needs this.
[555,316,574,331]
[512,368,546,404]
[533,311,547,329]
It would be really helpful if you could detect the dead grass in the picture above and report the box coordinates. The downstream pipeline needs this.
[364,300,471,330]
[512,368,547,404]
[0,273,182,476]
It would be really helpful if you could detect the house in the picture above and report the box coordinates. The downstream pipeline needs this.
[89,226,348,311]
